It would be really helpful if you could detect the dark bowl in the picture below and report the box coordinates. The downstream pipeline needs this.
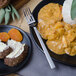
[30,0,76,66]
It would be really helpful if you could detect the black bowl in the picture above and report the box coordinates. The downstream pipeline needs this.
[30,0,76,66]
[0,25,32,75]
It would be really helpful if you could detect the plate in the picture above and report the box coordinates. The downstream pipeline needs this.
[30,0,76,66]
[0,25,32,75]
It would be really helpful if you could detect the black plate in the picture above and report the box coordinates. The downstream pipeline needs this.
[30,0,76,66]
[0,25,32,75]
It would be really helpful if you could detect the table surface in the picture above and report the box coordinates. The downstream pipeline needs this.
[10,0,41,33]
[8,0,76,76]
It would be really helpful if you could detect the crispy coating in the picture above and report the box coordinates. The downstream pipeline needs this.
[38,3,76,56]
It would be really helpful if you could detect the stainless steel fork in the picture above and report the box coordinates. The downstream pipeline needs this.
[23,8,55,69]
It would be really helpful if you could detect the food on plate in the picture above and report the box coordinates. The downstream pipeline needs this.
[0,41,12,59]
[0,32,10,42]
[38,3,62,39]
[0,28,28,66]
[8,28,23,42]
[0,0,10,9]
[4,39,28,67]
[37,3,76,56]
[0,28,23,42]
[46,40,65,54]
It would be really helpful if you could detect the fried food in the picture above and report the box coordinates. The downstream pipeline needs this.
[38,3,62,39]
[46,39,65,54]
[38,3,76,56]
[38,3,62,25]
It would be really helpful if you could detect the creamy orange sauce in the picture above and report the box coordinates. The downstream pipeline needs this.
[37,3,76,56]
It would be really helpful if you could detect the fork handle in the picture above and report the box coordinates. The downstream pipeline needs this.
[33,27,55,69]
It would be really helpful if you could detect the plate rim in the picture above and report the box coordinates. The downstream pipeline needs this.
[0,25,33,75]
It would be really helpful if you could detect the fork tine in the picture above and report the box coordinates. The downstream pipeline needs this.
[27,8,33,21]
[23,8,30,23]
[23,7,36,24]
[26,8,32,21]
[28,8,35,21]
[23,8,28,17]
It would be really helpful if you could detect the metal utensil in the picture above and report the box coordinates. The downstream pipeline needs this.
[23,8,55,69]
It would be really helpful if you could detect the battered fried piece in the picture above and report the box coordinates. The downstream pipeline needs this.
[0,32,10,42]
[38,3,62,25]
[38,3,62,39]
[0,47,12,59]
[46,39,65,55]
[4,45,28,67]
[8,28,23,42]
[37,3,76,56]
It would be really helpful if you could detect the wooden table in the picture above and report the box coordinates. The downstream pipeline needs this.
[10,0,41,33]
